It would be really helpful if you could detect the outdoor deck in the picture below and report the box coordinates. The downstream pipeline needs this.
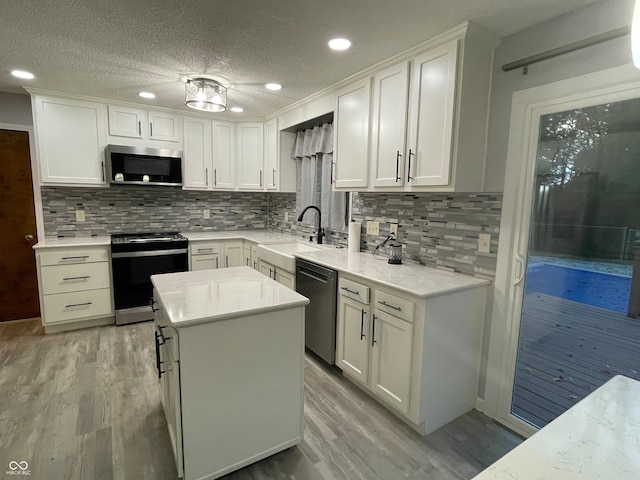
[513,293,640,428]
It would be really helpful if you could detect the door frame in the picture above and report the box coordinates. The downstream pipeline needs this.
[483,64,640,437]
[0,122,43,239]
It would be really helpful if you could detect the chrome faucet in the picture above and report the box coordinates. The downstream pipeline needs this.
[297,205,325,244]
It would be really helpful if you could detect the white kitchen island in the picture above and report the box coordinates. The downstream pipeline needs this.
[151,266,309,480]
[473,375,640,479]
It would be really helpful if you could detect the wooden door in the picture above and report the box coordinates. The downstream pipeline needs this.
[0,129,40,321]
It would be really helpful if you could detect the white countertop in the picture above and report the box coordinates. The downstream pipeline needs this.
[151,266,309,328]
[473,375,640,479]
[33,235,111,249]
[182,230,301,244]
[295,249,490,298]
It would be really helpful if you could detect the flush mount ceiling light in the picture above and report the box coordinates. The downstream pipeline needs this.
[230,107,244,113]
[328,38,351,51]
[265,83,283,91]
[11,69,34,80]
[138,91,156,99]
[185,78,227,112]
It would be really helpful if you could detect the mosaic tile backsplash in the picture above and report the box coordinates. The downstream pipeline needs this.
[41,186,268,236]
[41,187,502,280]
[268,192,502,280]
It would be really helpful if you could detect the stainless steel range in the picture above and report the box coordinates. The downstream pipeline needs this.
[111,232,188,325]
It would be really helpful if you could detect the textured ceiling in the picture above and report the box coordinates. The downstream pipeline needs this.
[1,0,602,119]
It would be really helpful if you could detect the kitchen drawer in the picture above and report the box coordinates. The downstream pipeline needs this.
[40,262,110,295]
[374,290,414,323]
[338,277,370,304]
[42,288,113,324]
[190,241,223,255]
[39,248,109,266]
[191,254,219,270]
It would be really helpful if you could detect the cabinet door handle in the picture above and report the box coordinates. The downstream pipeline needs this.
[65,301,92,308]
[158,325,171,341]
[246,257,250,266]
[253,260,256,269]
[360,308,366,340]
[407,149,414,182]
[62,275,90,281]
[138,121,142,136]
[395,151,401,182]
[101,160,105,182]
[330,162,335,184]
[214,168,217,186]
[272,168,276,187]
[205,168,209,186]
[273,270,277,281]
[378,300,401,311]
[340,286,359,296]
[259,169,263,187]
[371,314,377,347]
[225,255,229,268]
[61,255,89,260]
[216,257,219,269]
[150,122,153,138]
[269,268,273,279]
[155,331,163,378]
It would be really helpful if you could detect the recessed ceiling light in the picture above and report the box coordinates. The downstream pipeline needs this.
[230,107,244,113]
[328,38,351,51]
[11,69,34,80]
[138,92,156,99]
[265,83,283,91]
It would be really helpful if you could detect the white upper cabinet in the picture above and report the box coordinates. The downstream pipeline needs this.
[236,123,264,190]
[183,116,212,189]
[33,95,108,186]
[333,78,371,189]
[211,121,235,190]
[107,105,182,145]
[370,62,410,189]
[333,24,495,193]
[264,119,278,190]
[183,117,235,190]
[405,41,457,188]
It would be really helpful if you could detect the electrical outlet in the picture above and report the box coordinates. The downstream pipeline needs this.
[203,209,210,219]
[284,211,289,222]
[389,223,398,237]
[75,210,85,222]
[366,221,380,236]
[478,233,491,253]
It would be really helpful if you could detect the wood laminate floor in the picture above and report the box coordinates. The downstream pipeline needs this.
[0,319,521,480]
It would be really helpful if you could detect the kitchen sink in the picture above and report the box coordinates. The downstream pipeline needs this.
[256,242,321,272]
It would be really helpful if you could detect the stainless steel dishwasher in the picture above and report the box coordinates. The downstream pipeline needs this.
[295,258,337,364]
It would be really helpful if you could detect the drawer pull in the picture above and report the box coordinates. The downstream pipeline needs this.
[372,314,377,347]
[341,286,360,296]
[62,275,90,281]
[61,255,90,260]
[197,248,214,253]
[378,300,401,311]
[65,301,93,308]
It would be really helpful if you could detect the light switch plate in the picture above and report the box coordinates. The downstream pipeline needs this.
[389,223,398,237]
[203,209,211,219]
[478,233,491,253]
[366,221,380,236]
[284,212,289,222]
[75,210,85,222]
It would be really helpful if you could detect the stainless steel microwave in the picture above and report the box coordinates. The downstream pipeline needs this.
[106,145,183,187]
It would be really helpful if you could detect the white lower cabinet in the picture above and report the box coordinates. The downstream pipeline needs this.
[257,259,295,290]
[189,240,244,270]
[35,245,114,332]
[336,273,487,435]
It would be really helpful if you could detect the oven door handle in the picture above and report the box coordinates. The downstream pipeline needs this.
[111,248,188,258]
